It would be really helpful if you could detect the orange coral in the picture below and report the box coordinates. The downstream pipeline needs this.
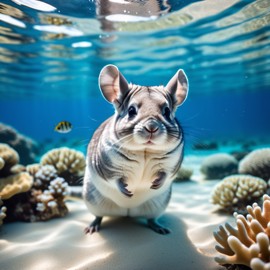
[214,194,270,269]
[0,172,33,200]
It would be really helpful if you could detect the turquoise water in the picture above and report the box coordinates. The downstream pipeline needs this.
[0,0,269,153]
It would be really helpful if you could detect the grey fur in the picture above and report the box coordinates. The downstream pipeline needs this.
[83,65,188,234]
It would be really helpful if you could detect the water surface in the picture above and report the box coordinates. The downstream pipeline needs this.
[0,0,269,149]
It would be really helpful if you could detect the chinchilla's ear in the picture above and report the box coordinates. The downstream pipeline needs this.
[166,69,188,107]
[99,65,129,108]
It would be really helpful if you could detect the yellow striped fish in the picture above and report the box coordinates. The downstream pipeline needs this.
[54,121,72,133]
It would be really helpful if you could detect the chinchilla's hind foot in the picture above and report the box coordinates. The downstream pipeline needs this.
[147,218,171,235]
[84,216,103,235]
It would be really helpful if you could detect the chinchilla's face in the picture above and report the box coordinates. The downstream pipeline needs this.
[113,85,182,151]
[98,65,188,152]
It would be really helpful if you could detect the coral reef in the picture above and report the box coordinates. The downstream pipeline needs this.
[0,172,33,200]
[33,165,58,190]
[174,166,193,182]
[0,144,80,223]
[0,198,7,226]
[48,177,69,199]
[10,164,26,174]
[40,147,85,185]
[239,148,270,181]
[214,194,270,270]
[34,191,67,221]
[2,172,69,222]
[0,122,39,165]
[211,175,267,214]
[0,143,20,176]
[26,163,41,176]
[34,180,68,222]
[200,153,238,180]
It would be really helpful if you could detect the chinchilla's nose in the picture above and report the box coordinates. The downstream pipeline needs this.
[144,119,159,133]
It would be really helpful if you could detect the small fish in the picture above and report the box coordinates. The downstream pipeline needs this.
[54,121,72,133]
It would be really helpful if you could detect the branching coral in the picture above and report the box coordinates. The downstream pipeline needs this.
[201,153,238,180]
[33,176,69,221]
[211,175,267,214]
[0,143,19,176]
[214,194,270,270]
[0,172,33,200]
[33,165,58,190]
[4,176,69,222]
[239,148,270,181]
[40,147,85,185]
[48,177,69,200]
[34,189,68,221]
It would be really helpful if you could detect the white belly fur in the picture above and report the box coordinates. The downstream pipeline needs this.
[83,147,180,218]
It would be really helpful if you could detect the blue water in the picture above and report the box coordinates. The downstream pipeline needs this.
[0,0,269,154]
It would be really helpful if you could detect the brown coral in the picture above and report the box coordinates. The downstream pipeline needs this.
[0,172,33,200]
[211,175,267,214]
[40,147,85,185]
[34,189,68,221]
[214,194,270,270]
[200,153,238,180]
[239,148,270,181]
[4,177,69,223]
[0,143,19,176]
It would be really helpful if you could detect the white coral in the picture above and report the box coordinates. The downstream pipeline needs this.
[36,190,56,212]
[214,194,270,270]
[34,165,58,189]
[0,198,7,225]
[48,177,69,198]
[211,175,267,209]
[36,202,46,212]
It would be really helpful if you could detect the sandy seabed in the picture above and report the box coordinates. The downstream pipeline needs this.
[0,179,234,270]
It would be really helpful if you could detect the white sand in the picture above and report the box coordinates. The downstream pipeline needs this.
[0,179,233,270]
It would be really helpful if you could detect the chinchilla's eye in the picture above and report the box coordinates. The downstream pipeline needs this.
[128,106,137,118]
[163,107,171,120]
